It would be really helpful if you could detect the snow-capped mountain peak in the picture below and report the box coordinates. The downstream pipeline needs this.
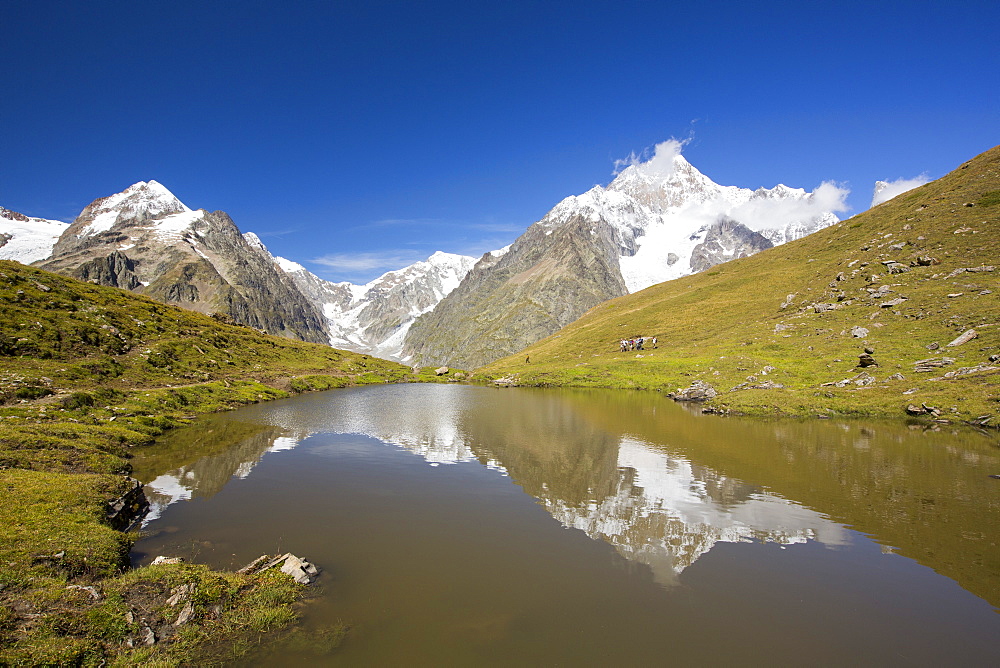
[81,180,191,236]
[275,250,479,362]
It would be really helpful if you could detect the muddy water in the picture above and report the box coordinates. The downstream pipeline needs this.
[130,384,1000,666]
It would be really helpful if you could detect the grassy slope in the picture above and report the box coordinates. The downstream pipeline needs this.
[478,145,1000,426]
[0,261,421,665]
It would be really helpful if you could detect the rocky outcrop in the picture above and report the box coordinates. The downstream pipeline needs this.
[689,216,773,273]
[668,380,718,402]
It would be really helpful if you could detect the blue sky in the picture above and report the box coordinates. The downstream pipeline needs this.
[3,0,997,283]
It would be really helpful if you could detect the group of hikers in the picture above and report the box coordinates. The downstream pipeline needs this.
[620,336,656,352]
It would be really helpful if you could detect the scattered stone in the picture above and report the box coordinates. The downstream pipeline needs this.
[165,583,195,607]
[237,555,269,574]
[946,329,977,347]
[912,256,938,267]
[65,585,102,601]
[990,354,1000,363]
[780,293,797,309]
[774,323,792,333]
[863,346,875,355]
[174,601,195,627]
[279,554,320,585]
[823,371,876,388]
[239,552,320,584]
[939,364,999,379]
[913,357,955,372]
[850,326,869,338]
[946,265,995,278]
[888,242,906,251]
[926,342,940,351]
[855,373,876,386]
[886,373,905,381]
[813,302,836,313]
[139,626,156,646]
[151,556,184,565]
[434,366,450,376]
[880,297,907,308]
[906,403,941,417]
[668,380,718,402]
[947,292,964,298]
[857,353,878,368]
[884,261,910,274]
[730,380,785,392]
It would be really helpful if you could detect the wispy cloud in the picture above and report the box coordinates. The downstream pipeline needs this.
[360,217,522,234]
[310,250,427,275]
[256,228,299,238]
[871,175,929,207]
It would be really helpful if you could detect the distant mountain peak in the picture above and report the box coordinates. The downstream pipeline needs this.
[79,180,191,236]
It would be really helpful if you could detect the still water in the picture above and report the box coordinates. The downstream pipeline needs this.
[130,384,1000,666]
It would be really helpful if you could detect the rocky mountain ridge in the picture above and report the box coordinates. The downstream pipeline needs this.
[35,181,330,344]
[403,146,845,369]
[269,249,479,361]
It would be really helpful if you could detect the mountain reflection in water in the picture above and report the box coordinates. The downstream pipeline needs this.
[134,384,995,604]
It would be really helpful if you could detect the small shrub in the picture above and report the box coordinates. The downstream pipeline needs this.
[14,386,53,400]
[61,392,95,410]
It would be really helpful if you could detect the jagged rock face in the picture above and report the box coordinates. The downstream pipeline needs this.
[689,216,774,273]
[404,151,841,369]
[0,206,69,264]
[276,251,477,361]
[37,182,329,344]
[403,212,628,370]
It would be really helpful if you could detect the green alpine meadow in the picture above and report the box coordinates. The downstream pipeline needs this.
[0,262,420,665]
[477,146,1000,426]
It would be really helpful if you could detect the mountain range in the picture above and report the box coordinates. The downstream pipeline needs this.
[2,148,853,366]
[402,147,844,368]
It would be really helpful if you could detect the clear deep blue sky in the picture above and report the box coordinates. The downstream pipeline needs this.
[3,0,998,283]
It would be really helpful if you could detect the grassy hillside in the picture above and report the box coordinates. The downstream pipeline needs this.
[478,145,1000,426]
[0,261,420,664]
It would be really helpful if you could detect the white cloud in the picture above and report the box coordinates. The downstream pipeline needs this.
[613,138,690,177]
[871,175,929,207]
[725,180,851,232]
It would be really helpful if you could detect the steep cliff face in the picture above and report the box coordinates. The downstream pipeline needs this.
[403,213,628,369]
[688,216,774,273]
[403,147,843,369]
[37,182,329,344]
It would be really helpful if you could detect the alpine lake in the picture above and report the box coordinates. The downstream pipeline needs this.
[129,384,1000,666]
